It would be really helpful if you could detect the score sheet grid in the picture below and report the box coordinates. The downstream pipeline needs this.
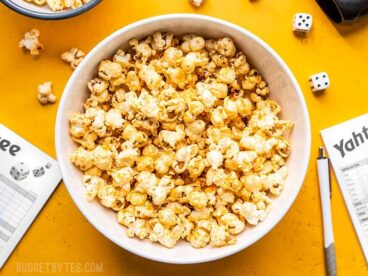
[0,173,36,250]
[341,158,368,241]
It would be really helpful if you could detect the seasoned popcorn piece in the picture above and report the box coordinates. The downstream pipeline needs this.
[47,0,64,11]
[64,0,83,9]
[37,81,57,105]
[83,175,105,201]
[219,213,245,235]
[188,228,210,248]
[158,208,178,227]
[61,48,85,69]
[188,191,208,210]
[151,32,174,51]
[111,167,135,186]
[70,147,93,170]
[235,201,269,225]
[217,67,236,84]
[98,60,123,80]
[210,223,236,247]
[139,65,163,90]
[117,210,136,227]
[105,109,124,129]
[187,156,206,179]
[188,0,204,7]
[92,145,113,170]
[207,150,223,170]
[19,29,44,56]
[126,191,147,206]
[262,166,288,195]
[97,185,116,208]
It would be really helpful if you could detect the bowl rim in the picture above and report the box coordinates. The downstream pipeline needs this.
[0,0,101,19]
[55,13,312,264]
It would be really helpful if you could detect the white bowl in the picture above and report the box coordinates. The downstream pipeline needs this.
[55,14,311,264]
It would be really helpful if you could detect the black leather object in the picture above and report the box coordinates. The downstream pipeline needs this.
[316,0,368,23]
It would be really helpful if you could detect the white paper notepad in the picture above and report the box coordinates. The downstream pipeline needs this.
[0,124,61,269]
[321,114,368,263]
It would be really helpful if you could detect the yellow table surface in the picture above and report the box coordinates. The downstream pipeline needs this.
[0,0,368,275]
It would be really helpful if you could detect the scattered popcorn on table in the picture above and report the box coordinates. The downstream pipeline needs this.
[19,29,44,56]
[189,0,204,7]
[61,48,85,69]
[309,72,330,92]
[69,32,293,248]
[37,81,57,105]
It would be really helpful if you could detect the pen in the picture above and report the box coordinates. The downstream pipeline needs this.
[317,146,337,276]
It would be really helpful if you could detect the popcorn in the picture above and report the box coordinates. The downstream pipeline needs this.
[92,145,113,170]
[97,184,116,208]
[111,167,135,187]
[236,202,269,225]
[19,29,44,56]
[37,81,57,105]
[187,228,210,248]
[24,0,89,11]
[207,150,223,170]
[47,0,64,11]
[82,175,105,201]
[61,48,85,69]
[69,32,292,249]
[105,109,124,129]
[219,213,245,234]
[188,0,204,8]
[98,61,123,81]
[126,191,147,206]
[188,191,208,210]
[210,223,235,247]
[70,146,94,170]
[158,208,177,227]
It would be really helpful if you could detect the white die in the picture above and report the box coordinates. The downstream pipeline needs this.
[10,162,30,181]
[293,13,313,32]
[309,72,330,92]
[32,166,45,177]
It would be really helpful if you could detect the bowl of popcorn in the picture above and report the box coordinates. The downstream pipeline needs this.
[55,14,311,264]
[1,0,100,19]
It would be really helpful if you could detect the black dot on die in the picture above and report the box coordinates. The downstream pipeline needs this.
[325,82,328,85]
[306,24,309,27]
[316,77,319,80]
[323,75,326,78]
[303,19,306,22]
[298,23,301,26]
[299,15,302,18]
[307,16,310,19]
[318,84,321,87]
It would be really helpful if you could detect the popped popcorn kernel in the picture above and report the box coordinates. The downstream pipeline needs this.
[37,81,57,105]
[19,29,44,56]
[61,47,85,69]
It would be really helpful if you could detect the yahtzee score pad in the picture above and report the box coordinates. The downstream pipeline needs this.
[0,124,61,268]
[321,114,368,263]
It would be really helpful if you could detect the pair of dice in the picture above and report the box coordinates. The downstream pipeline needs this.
[9,162,49,181]
[292,13,330,92]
